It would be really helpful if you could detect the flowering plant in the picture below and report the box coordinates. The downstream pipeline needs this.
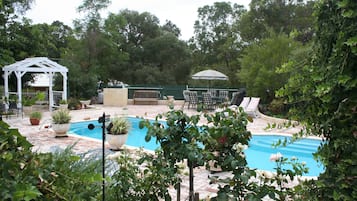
[202,108,252,171]
[254,152,310,200]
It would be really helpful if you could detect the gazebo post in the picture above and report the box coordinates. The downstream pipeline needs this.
[48,73,54,112]
[15,71,24,109]
[61,72,68,101]
[4,71,9,99]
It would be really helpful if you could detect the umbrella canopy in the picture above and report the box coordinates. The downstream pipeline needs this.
[192,69,228,80]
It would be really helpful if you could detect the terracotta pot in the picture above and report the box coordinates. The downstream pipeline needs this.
[106,133,128,150]
[52,123,70,137]
[30,118,40,125]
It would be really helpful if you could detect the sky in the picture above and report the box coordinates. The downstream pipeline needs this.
[25,0,250,40]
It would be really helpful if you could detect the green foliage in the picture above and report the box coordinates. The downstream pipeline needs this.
[21,92,46,107]
[277,0,357,199]
[267,98,288,116]
[108,117,131,135]
[29,111,42,120]
[51,109,71,124]
[191,2,247,86]
[67,97,81,110]
[1,120,103,200]
[140,110,205,200]
[239,0,315,43]
[239,32,301,102]
[202,108,255,198]
[22,95,36,106]
[59,99,67,104]
[0,121,38,200]
[106,150,176,200]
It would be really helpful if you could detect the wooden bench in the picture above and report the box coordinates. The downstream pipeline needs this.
[133,90,160,105]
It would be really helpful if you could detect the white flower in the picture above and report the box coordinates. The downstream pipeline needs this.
[270,152,283,161]
[291,156,297,161]
[301,161,306,166]
[255,170,263,178]
[232,143,248,153]
[239,152,245,158]
[261,170,274,179]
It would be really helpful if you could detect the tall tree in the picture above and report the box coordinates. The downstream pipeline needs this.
[191,2,246,86]
[239,32,301,102]
[103,10,161,83]
[63,0,111,98]
[0,0,34,65]
[103,10,191,85]
[239,0,315,43]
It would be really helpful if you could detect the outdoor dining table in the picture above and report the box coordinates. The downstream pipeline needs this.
[197,95,224,106]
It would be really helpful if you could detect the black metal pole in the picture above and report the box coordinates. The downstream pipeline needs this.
[102,112,106,201]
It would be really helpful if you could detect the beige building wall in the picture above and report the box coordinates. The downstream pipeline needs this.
[103,88,128,107]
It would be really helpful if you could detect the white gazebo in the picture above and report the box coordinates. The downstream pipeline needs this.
[2,57,68,111]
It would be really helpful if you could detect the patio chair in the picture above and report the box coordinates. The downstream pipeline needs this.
[0,104,9,120]
[202,92,215,110]
[188,91,199,109]
[218,90,229,104]
[208,89,217,97]
[182,90,190,109]
[238,97,250,110]
[8,101,20,117]
[245,97,260,117]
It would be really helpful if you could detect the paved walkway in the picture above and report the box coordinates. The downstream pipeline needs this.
[3,103,302,200]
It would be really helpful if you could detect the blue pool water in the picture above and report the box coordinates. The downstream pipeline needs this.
[69,117,324,176]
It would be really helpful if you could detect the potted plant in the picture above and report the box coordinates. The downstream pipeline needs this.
[59,99,68,109]
[68,98,82,110]
[106,117,131,150]
[29,111,42,125]
[79,99,91,109]
[22,95,36,115]
[51,109,71,137]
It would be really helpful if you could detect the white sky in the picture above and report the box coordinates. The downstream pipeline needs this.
[25,0,250,40]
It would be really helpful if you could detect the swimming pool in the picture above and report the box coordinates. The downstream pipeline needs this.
[69,117,324,176]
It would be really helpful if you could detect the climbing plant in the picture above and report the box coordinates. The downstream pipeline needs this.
[277,0,357,199]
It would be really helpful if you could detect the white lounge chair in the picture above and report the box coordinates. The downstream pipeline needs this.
[245,97,260,117]
[239,97,250,110]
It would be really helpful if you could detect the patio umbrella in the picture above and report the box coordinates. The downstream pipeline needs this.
[192,69,228,88]
[192,69,228,80]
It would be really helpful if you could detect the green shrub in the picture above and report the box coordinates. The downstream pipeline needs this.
[0,120,103,200]
[59,99,67,104]
[67,98,81,110]
[30,111,42,119]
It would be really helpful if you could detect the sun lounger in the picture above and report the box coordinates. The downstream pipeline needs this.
[239,97,250,110]
[245,97,260,117]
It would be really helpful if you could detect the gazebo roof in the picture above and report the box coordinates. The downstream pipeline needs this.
[2,57,68,73]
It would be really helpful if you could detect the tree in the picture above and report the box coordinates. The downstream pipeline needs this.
[162,20,181,38]
[239,32,301,102]
[0,0,34,65]
[103,10,191,85]
[61,0,111,98]
[239,0,315,43]
[277,0,357,199]
[190,2,246,86]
